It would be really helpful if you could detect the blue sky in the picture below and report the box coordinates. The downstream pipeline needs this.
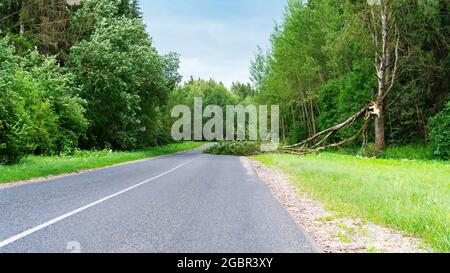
[139,0,286,87]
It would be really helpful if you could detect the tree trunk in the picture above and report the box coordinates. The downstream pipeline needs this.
[19,0,25,35]
[371,1,397,154]
[374,101,385,152]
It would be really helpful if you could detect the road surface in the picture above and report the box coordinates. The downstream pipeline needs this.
[0,146,319,253]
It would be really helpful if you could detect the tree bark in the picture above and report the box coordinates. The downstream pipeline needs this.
[19,0,25,35]
[374,102,385,152]
[371,1,398,154]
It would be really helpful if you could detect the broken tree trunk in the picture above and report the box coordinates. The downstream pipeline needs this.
[370,0,400,154]
[19,0,25,35]
[283,1,402,156]
[283,105,374,154]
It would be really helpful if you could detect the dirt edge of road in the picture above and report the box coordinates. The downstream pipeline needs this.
[245,157,429,253]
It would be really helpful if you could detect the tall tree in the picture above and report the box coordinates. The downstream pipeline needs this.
[17,0,72,57]
[231,82,256,100]
[368,0,401,153]
[68,16,179,149]
[253,0,449,155]
[0,0,23,35]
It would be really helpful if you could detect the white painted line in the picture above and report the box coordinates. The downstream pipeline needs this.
[0,159,196,249]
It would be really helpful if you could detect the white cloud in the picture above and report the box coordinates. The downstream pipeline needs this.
[180,58,250,88]
[141,0,285,88]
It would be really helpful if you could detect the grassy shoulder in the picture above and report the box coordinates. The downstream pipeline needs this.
[329,144,433,161]
[253,152,450,252]
[0,142,205,185]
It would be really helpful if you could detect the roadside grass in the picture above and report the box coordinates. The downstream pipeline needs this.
[0,142,205,185]
[253,153,450,252]
[329,144,433,161]
[382,144,432,160]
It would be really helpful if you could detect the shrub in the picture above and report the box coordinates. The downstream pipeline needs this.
[286,123,308,146]
[0,89,32,164]
[428,101,450,160]
[356,143,378,158]
[0,38,88,163]
[25,55,88,153]
[204,141,261,156]
[0,39,30,164]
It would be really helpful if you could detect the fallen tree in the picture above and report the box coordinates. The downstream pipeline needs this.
[282,103,377,154]
[283,0,401,155]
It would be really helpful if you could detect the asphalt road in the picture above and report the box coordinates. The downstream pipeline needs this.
[0,146,319,253]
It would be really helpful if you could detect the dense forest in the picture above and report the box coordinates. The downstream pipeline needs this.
[0,0,180,164]
[0,0,449,165]
[250,0,449,158]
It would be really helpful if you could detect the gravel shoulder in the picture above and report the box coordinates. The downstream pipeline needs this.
[246,157,429,253]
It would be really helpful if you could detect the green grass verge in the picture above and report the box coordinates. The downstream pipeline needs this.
[382,144,433,160]
[0,142,205,185]
[328,144,433,161]
[253,153,450,252]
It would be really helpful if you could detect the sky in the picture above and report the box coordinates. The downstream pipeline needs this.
[139,0,286,88]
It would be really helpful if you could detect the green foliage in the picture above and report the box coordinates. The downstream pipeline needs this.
[19,52,88,154]
[0,89,30,164]
[171,79,238,109]
[1,0,181,165]
[169,79,240,141]
[68,16,179,150]
[0,0,22,35]
[252,0,449,151]
[286,123,308,145]
[428,101,450,160]
[13,71,59,154]
[231,82,255,100]
[2,0,448,164]
[204,141,261,156]
[0,37,88,164]
[318,60,375,143]
[253,0,367,143]
[0,38,28,164]
[357,143,379,158]
[385,0,450,145]
[69,0,144,45]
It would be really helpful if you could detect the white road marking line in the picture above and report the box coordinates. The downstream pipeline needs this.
[0,158,196,249]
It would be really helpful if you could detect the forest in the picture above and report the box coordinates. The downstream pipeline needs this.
[0,0,181,164]
[250,0,449,159]
[0,0,449,166]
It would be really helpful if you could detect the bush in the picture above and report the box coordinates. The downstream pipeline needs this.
[204,141,261,156]
[0,38,88,164]
[286,123,308,146]
[0,90,31,164]
[356,143,378,158]
[0,39,30,164]
[428,101,450,160]
[25,55,88,153]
